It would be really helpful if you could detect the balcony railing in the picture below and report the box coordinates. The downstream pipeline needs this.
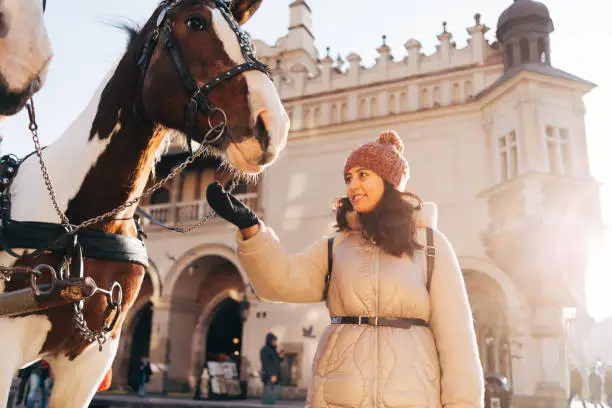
[139,193,259,228]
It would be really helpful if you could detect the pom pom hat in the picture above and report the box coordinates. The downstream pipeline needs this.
[343,130,409,191]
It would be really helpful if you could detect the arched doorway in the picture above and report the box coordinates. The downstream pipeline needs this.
[206,297,243,363]
[193,296,246,399]
[127,302,153,391]
[463,269,513,382]
[164,251,248,394]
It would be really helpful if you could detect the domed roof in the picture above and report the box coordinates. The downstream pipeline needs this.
[497,0,551,29]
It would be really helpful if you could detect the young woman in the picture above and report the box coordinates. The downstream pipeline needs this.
[206,130,483,407]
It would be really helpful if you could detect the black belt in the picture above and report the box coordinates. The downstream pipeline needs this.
[330,316,428,329]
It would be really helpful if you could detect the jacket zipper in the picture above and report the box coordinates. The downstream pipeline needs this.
[372,247,380,407]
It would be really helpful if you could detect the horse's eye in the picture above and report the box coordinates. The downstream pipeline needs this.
[185,15,207,31]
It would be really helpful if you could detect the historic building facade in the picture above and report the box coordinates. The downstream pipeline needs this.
[110,1,602,406]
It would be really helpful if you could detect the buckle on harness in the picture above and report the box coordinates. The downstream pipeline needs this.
[426,245,436,256]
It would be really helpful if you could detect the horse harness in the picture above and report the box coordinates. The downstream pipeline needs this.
[325,229,436,330]
[0,0,267,351]
[137,0,271,153]
[0,153,148,350]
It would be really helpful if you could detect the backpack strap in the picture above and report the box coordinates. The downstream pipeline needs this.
[425,227,435,292]
[323,237,334,300]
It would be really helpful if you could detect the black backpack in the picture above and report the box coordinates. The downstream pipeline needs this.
[323,227,436,300]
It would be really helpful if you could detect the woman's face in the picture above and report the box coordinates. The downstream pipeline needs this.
[345,167,385,213]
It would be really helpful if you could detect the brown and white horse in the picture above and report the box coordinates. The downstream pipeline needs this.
[0,0,51,116]
[0,0,288,406]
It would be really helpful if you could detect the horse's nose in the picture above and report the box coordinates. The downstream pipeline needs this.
[254,113,270,152]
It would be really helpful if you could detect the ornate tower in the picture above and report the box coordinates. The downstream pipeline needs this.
[496,0,554,71]
[478,0,603,404]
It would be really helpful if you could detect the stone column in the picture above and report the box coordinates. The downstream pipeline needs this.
[165,297,200,393]
[532,306,567,402]
[147,296,173,393]
[147,296,199,393]
[506,307,533,396]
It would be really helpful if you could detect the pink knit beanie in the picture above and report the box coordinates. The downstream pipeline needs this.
[343,130,409,191]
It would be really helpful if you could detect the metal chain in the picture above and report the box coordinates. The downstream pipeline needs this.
[155,178,239,234]
[71,125,224,232]
[26,99,227,233]
[26,102,72,230]
[18,99,230,351]
[165,206,220,233]
[73,300,107,351]
[73,282,122,351]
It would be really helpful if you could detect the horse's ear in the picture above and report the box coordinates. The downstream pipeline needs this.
[230,0,263,25]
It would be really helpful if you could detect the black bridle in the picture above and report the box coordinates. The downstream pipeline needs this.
[137,0,271,151]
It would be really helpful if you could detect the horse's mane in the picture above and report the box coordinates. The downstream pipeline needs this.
[98,18,141,49]
[117,23,140,47]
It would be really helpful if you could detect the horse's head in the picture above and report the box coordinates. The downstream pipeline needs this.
[0,0,51,116]
[138,0,289,175]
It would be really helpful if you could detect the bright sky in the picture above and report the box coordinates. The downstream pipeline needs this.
[1,0,610,319]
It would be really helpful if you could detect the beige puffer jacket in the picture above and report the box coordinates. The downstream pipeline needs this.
[236,203,483,408]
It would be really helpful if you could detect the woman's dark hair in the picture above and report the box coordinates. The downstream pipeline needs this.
[334,182,424,257]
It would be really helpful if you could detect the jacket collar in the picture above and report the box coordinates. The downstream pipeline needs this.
[346,201,438,231]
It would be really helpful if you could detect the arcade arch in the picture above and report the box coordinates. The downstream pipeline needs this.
[460,261,524,383]
[161,251,249,394]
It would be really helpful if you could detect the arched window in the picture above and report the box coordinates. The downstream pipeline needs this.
[303,108,311,129]
[341,103,348,122]
[505,44,514,68]
[400,92,409,112]
[330,104,339,124]
[519,38,530,63]
[313,107,321,126]
[388,94,397,114]
[452,83,461,104]
[370,97,378,117]
[537,37,547,64]
[465,81,473,99]
[420,88,429,108]
[433,86,441,107]
[359,98,367,119]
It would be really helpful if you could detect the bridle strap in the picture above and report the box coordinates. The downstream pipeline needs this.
[137,3,271,152]
[160,24,269,152]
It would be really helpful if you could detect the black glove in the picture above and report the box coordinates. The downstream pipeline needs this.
[206,181,259,229]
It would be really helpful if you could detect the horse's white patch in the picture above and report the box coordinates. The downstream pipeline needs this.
[10,65,120,223]
[46,335,119,408]
[243,71,289,156]
[210,8,289,167]
[0,0,51,92]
